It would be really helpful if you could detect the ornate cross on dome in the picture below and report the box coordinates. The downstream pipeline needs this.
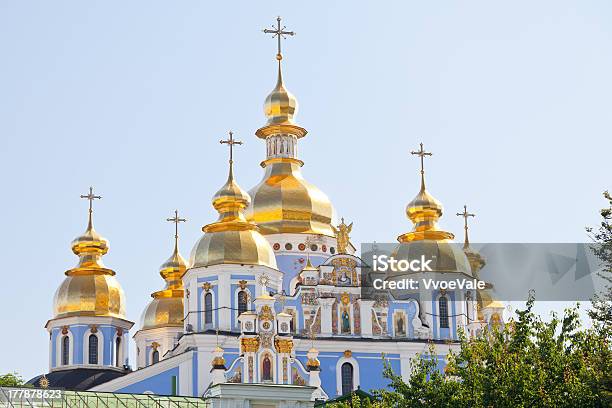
[411,142,432,190]
[456,205,475,247]
[166,209,186,241]
[220,131,243,165]
[410,142,432,176]
[80,186,101,226]
[263,16,295,60]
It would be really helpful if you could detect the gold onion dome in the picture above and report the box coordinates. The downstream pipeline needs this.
[191,135,277,269]
[395,145,472,275]
[247,27,335,237]
[53,190,126,319]
[141,212,187,330]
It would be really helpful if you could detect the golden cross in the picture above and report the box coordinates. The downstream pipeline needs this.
[80,186,102,219]
[219,131,243,164]
[456,205,475,246]
[263,16,295,60]
[166,209,186,240]
[410,142,432,176]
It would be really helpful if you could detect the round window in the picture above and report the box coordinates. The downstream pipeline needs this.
[285,243,293,250]
[330,247,336,254]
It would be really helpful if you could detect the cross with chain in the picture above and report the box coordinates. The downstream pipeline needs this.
[263,16,295,60]
[219,131,243,165]
[80,186,101,216]
[410,142,432,176]
[166,209,186,240]
[456,205,475,246]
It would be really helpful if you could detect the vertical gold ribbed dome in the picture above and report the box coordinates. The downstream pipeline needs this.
[141,218,186,330]
[247,40,335,237]
[53,193,127,319]
[190,142,278,269]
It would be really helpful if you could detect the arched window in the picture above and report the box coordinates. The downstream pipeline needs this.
[341,362,354,395]
[204,292,213,324]
[238,290,248,315]
[439,296,449,328]
[88,334,98,365]
[115,336,122,367]
[152,350,160,364]
[61,336,70,366]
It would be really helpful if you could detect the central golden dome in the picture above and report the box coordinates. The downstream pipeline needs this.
[190,158,278,269]
[246,158,335,236]
[247,57,335,237]
[53,209,126,319]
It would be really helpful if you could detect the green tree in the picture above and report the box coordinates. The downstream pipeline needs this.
[0,373,25,387]
[331,296,610,408]
[587,191,612,334]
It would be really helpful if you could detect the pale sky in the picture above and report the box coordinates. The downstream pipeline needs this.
[0,1,610,379]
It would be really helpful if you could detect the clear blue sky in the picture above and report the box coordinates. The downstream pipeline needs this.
[0,1,610,379]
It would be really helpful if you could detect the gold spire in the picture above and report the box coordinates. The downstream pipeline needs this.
[53,187,126,318]
[456,205,475,249]
[157,210,187,292]
[257,16,305,136]
[398,143,453,242]
[190,133,277,269]
[302,255,318,272]
[456,205,486,274]
[70,187,112,275]
[206,131,253,232]
[141,211,187,330]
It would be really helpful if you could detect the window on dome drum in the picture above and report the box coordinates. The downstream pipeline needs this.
[204,292,213,324]
[439,296,449,328]
[238,290,248,315]
[341,362,354,395]
[152,350,159,364]
[61,336,70,366]
[88,334,98,364]
[115,337,122,367]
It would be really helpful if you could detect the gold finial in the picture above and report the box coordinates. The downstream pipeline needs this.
[456,205,475,248]
[263,16,295,62]
[332,218,353,254]
[219,131,243,177]
[80,186,102,228]
[410,143,432,191]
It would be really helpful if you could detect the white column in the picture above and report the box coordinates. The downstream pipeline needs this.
[358,300,375,337]
[218,273,231,331]
[318,298,335,336]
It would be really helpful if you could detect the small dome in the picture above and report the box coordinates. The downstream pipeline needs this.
[141,294,183,330]
[190,164,278,269]
[393,240,472,276]
[190,229,277,269]
[263,68,298,125]
[54,274,126,318]
[53,211,126,319]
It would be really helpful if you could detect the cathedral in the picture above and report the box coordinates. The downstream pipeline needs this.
[28,18,504,404]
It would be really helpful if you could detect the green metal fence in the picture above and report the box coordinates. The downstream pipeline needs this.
[0,388,211,408]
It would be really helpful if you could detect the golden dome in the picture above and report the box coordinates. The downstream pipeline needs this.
[246,158,335,236]
[142,216,187,330]
[53,202,126,319]
[395,144,472,276]
[248,57,334,236]
[264,65,298,126]
[190,156,278,269]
